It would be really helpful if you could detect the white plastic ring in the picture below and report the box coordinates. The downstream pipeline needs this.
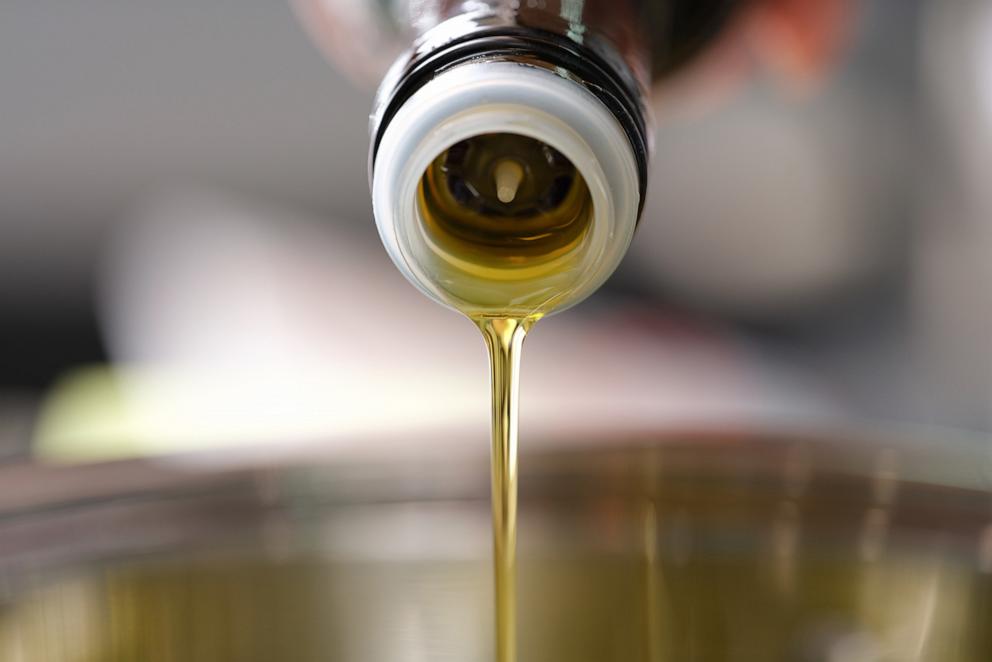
[372,61,639,316]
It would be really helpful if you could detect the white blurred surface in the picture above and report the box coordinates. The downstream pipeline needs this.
[36,192,837,461]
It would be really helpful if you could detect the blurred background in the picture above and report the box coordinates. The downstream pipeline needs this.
[1,0,990,463]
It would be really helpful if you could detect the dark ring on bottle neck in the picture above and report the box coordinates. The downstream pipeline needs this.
[370,28,650,221]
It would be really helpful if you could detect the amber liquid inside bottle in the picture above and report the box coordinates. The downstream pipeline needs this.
[415,132,596,318]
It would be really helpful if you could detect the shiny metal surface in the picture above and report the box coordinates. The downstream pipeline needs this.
[1,430,991,660]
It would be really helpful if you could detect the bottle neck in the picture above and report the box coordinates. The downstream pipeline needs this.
[298,0,748,90]
[366,1,747,86]
[369,23,650,219]
[369,60,641,317]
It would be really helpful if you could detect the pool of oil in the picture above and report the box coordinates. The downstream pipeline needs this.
[1,432,990,661]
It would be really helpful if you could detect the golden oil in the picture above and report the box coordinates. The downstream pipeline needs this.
[4,441,992,660]
[413,132,599,318]
[5,487,987,662]
[417,133,593,275]
[416,131,596,662]
[478,316,532,662]
[370,57,641,661]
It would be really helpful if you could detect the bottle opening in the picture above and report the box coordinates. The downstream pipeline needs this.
[371,61,640,316]
[416,133,594,274]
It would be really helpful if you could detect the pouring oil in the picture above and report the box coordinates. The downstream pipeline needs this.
[368,31,641,662]
[478,317,531,662]
[415,132,599,662]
